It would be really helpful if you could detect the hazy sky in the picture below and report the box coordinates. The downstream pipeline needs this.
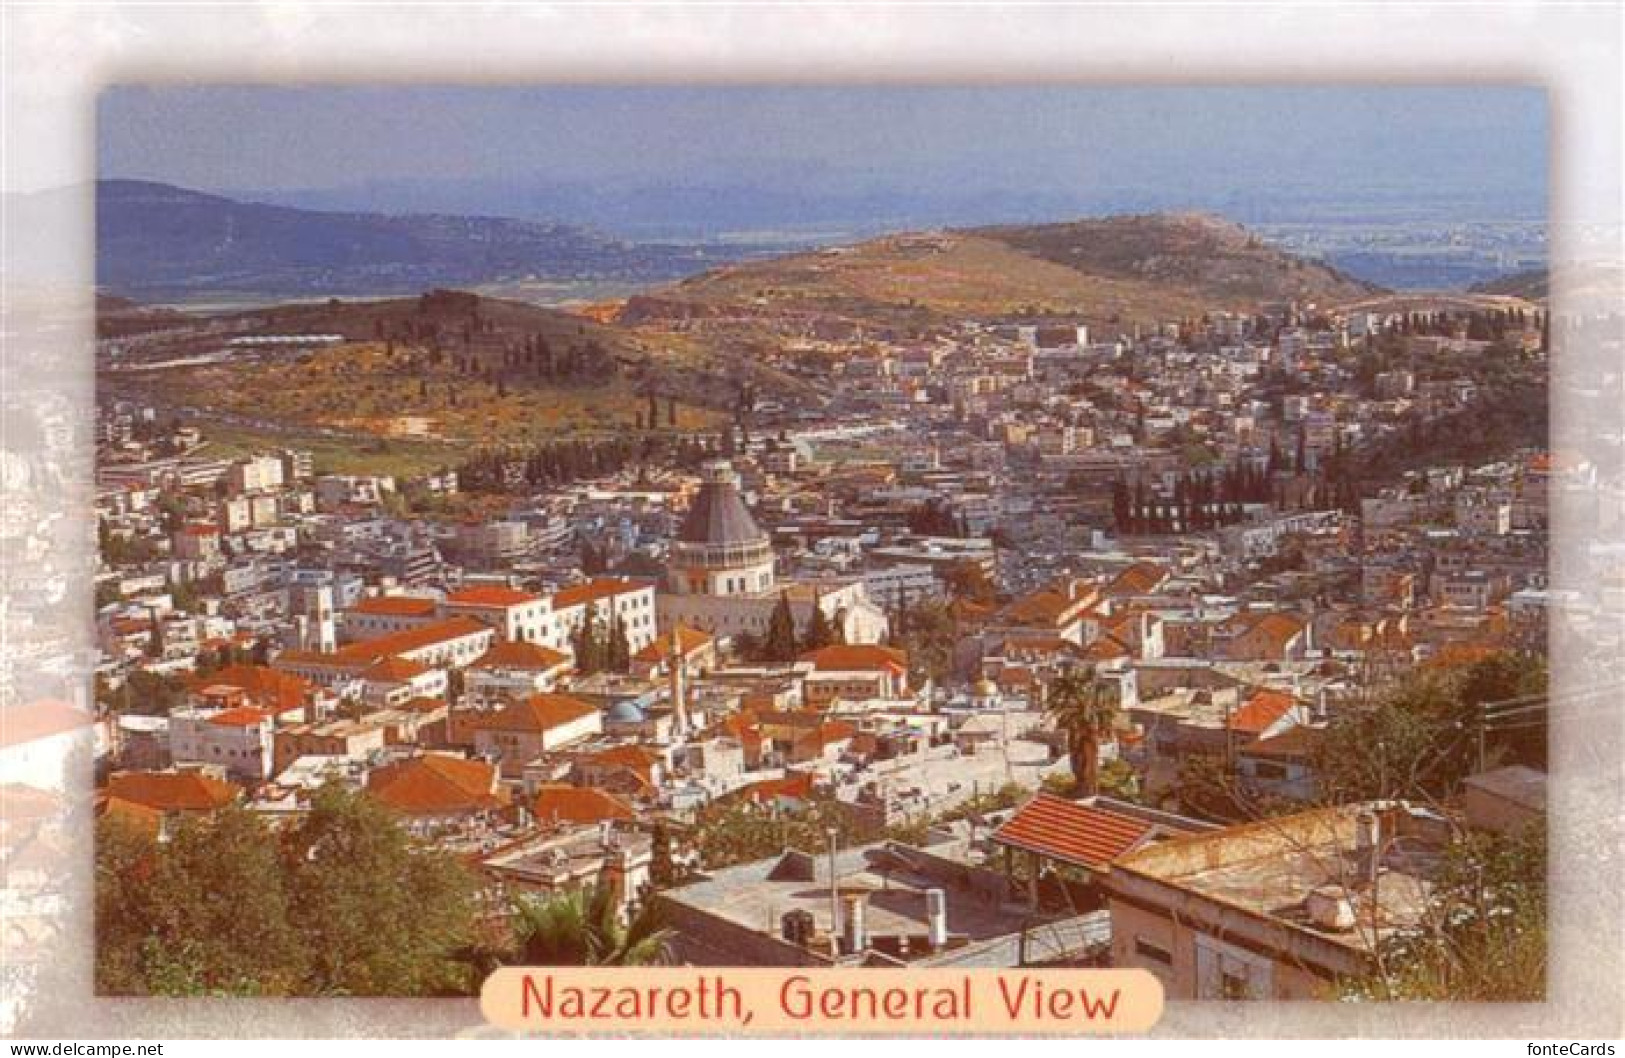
[98,85,1547,228]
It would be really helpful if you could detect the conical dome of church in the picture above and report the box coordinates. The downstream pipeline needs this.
[677,461,767,547]
[667,460,775,598]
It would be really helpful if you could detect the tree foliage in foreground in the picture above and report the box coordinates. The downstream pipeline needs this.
[1315,650,1547,805]
[96,784,482,997]
[1343,825,1547,1001]
[509,883,674,967]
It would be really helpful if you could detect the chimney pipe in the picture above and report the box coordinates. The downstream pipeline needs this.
[842,893,868,955]
[926,888,948,949]
[826,827,842,944]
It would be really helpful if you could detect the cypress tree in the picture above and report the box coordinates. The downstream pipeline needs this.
[802,604,835,652]
[764,591,798,662]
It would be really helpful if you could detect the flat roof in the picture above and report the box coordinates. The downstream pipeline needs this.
[662,837,1101,967]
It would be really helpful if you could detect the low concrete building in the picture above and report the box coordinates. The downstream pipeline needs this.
[1101,801,1449,999]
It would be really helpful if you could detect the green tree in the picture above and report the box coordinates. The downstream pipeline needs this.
[801,604,835,652]
[1317,651,1547,804]
[572,606,605,674]
[763,591,798,662]
[1345,825,1546,1001]
[607,611,632,673]
[284,784,481,996]
[510,884,673,967]
[96,807,307,996]
[1044,666,1119,797]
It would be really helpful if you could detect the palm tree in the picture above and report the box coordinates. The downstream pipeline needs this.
[510,884,674,967]
[1043,665,1119,797]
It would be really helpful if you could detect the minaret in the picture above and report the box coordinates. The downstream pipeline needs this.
[667,625,689,737]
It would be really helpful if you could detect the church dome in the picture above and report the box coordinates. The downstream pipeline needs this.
[677,461,767,547]
[606,701,647,724]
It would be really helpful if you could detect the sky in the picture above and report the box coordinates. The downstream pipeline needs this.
[97,85,1548,235]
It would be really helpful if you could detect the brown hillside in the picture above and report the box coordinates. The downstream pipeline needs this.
[619,214,1382,337]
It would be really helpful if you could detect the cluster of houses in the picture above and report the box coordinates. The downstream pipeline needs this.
[70,294,1582,999]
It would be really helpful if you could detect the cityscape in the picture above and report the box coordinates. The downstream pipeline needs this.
[6,85,1601,1014]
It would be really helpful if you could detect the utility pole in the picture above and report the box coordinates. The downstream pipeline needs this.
[826,826,842,951]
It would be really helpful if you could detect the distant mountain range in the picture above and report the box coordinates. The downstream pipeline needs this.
[96,180,737,301]
[97,180,1384,321]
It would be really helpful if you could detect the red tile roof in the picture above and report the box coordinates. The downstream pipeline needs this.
[350,595,438,618]
[581,744,662,779]
[476,694,598,734]
[1105,562,1168,597]
[207,706,272,728]
[724,771,817,806]
[361,656,432,683]
[632,624,714,663]
[284,618,492,669]
[991,793,1157,870]
[798,644,908,673]
[1228,689,1297,735]
[445,586,541,608]
[470,640,571,671]
[553,578,654,610]
[1081,635,1133,662]
[367,754,504,817]
[533,784,636,825]
[105,770,239,813]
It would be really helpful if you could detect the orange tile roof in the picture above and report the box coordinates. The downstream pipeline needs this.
[105,770,239,813]
[445,586,541,608]
[188,669,318,711]
[582,744,662,778]
[350,595,439,618]
[470,640,571,671]
[320,617,493,667]
[798,644,908,673]
[0,700,91,750]
[361,656,432,683]
[1106,562,1168,597]
[725,771,817,806]
[632,624,714,663]
[477,694,599,734]
[1228,689,1297,735]
[553,578,655,610]
[1082,635,1133,662]
[207,706,272,728]
[991,793,1157,870]
[367,754,504,816]
[533,784,636,825]
[997,589,1080,626]
[1221,611,1306,650]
